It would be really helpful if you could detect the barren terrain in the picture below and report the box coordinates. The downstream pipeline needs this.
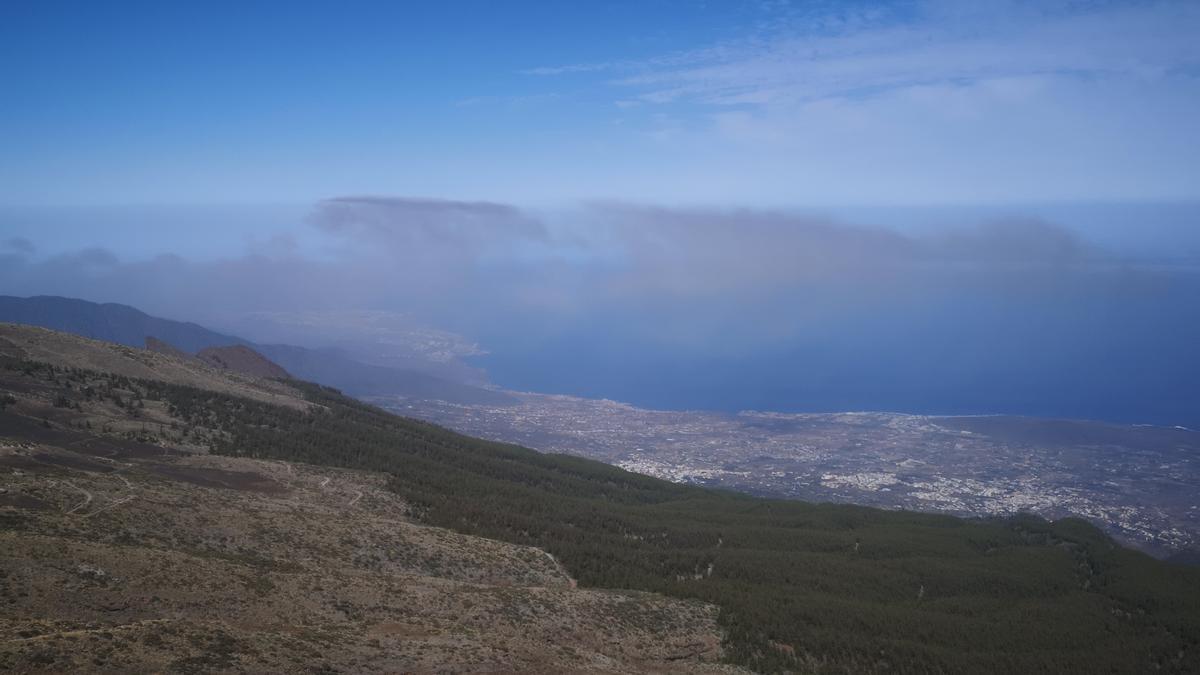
[0,325,736,673]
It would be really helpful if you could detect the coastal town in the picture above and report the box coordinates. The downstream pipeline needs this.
[385,393,1200,558]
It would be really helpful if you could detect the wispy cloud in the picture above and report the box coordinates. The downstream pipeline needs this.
[521,62,621,77]
[453,92,562,108]
[514,1,1200,204]
[531,1,1200,107]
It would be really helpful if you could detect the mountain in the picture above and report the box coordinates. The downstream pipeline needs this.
[0,323,303,409]
[0,295,241,353]
[0,295,515,406]
[1,324,1197,673]
[0,325,728,673]
[196,344,290,379]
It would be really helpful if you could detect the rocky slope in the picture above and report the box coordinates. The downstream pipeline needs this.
[0,325,736,673]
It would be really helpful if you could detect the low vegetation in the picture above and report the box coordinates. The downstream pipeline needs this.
[4,353,1199,673]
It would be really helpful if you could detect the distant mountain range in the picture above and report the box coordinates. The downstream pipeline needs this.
[0,295,516,406]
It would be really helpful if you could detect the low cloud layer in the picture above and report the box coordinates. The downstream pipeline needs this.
[1,197,1197,424]
[2,237,35,254]
[0,197,1164,329]
[313,196,548,252]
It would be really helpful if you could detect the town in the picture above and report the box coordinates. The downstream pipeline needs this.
[386,393,1200,558]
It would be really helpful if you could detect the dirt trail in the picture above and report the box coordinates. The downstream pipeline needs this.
[263,462,294,489]
[543,550,577,587]
[60,480,93,514]
[83,495,136,519]
[90,455,133,471]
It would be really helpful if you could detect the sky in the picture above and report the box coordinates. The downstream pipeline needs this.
[3,0,1199,206]
[1,0,1199,425]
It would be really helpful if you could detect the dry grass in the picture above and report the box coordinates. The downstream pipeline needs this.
[0,428,738,673]
[0,324,309,410]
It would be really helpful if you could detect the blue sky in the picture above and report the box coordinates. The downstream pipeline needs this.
[1,1,772,205]
[3,0,1198,207]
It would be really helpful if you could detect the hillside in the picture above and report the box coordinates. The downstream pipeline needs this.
[0,326,734,672]
[1,325,1198,673]
[0,324,306,411]
[0,295,516,406]
[196,344,291,379]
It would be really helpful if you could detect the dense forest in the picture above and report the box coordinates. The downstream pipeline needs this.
[6,357,1200,673]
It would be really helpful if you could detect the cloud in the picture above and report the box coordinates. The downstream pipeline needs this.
[2,196,1198,426]
[312,196,548,254]
[521,62,620,77]
[929,218,1093,264]
[0,198,1122,310]
[0,196,1186,360]
[516,1,1200,204]
[71,247,121,268]
[2,237,35,255]
[307,197,1097,311]
[536,1,1200,107]
[454,93,562,108]
[562,203,1100,307]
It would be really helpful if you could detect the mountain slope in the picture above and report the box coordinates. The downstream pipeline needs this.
[196,344,290,379]
[0,323,306,410]
[0,326,734,673]
[1,325,1197,673]
[0,295,515,406]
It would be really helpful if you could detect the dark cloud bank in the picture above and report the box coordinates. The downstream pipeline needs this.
[2,197,1198,427]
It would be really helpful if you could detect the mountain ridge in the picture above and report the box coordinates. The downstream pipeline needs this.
[0,295,515,407]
